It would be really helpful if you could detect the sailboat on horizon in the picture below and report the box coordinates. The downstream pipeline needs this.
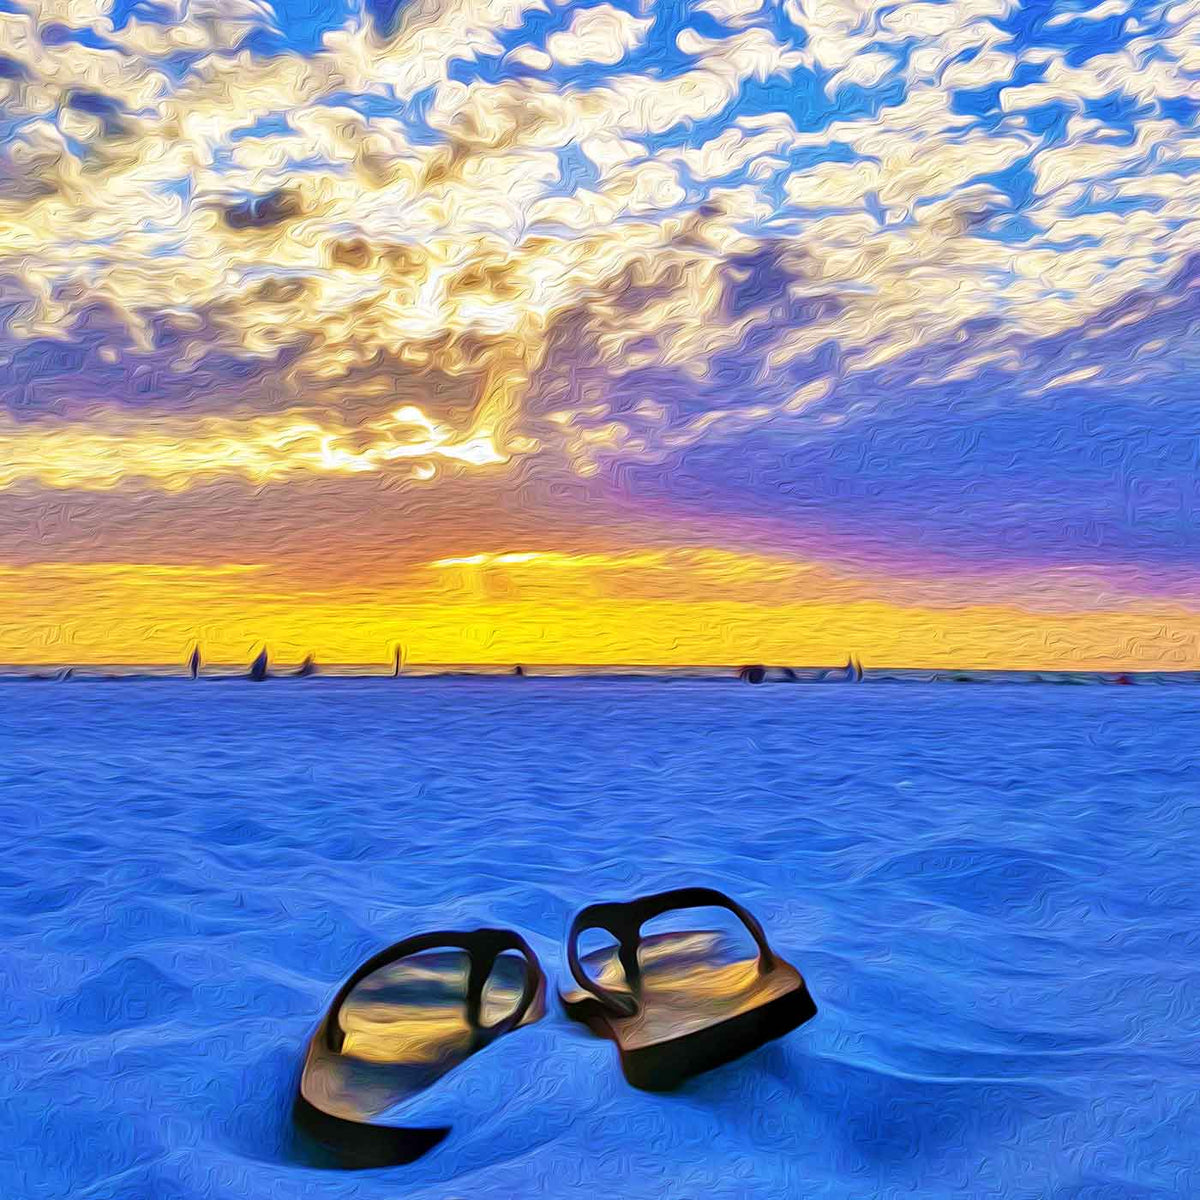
[815,655,864,683]
[248,647,269,682]
[189,646,201,680]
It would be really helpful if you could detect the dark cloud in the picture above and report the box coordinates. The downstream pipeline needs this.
[590,255,1200,574]
[0,300,308,419]
[0,285,492,430]
[222,189,303,230]
[525,241,841,432]
[62,89,128,137]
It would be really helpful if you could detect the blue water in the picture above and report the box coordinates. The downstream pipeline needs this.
[4,681,1199,1199]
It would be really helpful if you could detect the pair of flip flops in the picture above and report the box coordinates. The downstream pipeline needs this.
[295,887,817,1167]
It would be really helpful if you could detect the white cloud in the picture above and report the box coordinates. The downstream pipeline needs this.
[668,118,794,180]
[1045,0,1128,26]
[692,0,764,26]
[544,4,654,66]
[675,26,804,81]
[828,50,895,92]
[507,44,554,69]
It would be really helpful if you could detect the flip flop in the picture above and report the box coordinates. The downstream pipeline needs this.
[294,928,545,1166]
[560,887,816,1091]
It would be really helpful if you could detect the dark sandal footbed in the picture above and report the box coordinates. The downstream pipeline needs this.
[295,927,545,1166]
[558,887,816,1091]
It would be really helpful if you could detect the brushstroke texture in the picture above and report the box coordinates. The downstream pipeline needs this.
[1,0,1199,665]
[3,680,1200,1195]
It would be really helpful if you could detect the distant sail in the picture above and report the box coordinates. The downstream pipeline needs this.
[189,646,201,680]
[393,645,405,678]
[295,654,317,678]
[248,648,269,681]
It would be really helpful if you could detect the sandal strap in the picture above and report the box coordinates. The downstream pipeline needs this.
[324,928,543,1053]
[566,887,776,1018]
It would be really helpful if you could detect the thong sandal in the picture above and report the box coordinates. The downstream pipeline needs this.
[295,928,545,1166]
[559,887,816,1091]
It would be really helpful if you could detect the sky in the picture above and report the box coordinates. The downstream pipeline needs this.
[0,0,1198,667]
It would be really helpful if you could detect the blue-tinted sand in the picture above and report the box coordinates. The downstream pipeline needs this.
[3,681,1199,1198]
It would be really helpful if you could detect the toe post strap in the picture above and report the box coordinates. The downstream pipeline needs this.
[567,887,777,1018]
[325,928,544,1053]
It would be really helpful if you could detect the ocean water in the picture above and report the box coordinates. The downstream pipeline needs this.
[4,680,1199,1199]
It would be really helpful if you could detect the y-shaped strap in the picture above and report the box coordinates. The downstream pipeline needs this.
[324,928,543,1053]
[567,887,776,1018]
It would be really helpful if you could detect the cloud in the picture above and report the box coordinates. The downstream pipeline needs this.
[1045,0,1129,26]
[692,0,764,26]
[222,189,305,229]
[828,50,896,93]
[507,44,554,70]
[543,4,655,66]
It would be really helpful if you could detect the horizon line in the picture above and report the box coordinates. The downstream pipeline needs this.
[3,663,1200,678]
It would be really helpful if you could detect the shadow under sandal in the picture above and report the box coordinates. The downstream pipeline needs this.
[295,928,545,1167]
[559,887,816,1091]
